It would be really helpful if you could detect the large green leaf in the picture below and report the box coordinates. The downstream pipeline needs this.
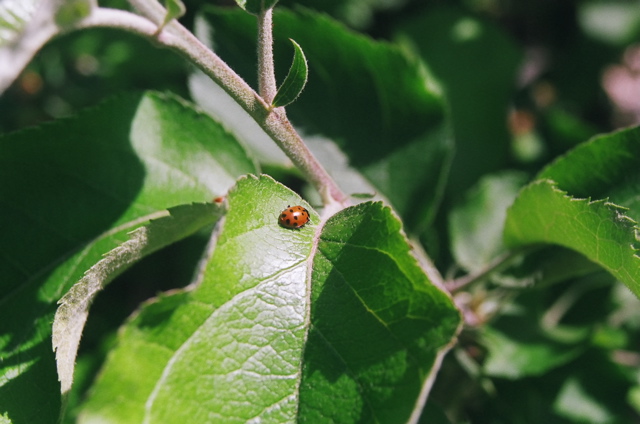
[504,126,640,296]
[505,181,640,294]
[537,126,640,222]
[79,175,461,423]
[196,6,451,232]
[0,91,256,423]
[395,6,521,194]
[302,201,461,422]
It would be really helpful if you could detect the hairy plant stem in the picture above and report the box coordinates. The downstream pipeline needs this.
[257,8,277,104]
[82,4,348,206]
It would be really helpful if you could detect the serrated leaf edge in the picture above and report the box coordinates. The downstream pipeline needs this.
[505,179,640,289]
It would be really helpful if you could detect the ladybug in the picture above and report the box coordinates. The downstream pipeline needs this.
[279,205,310,229]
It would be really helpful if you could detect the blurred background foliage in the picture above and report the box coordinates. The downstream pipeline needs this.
[3,0,640,423]
[3,0,640,138]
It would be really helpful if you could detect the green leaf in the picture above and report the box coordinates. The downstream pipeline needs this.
[554,377,613,422]
[302,201,461,422]
[53,202,224,396]
[541,107,599,151]
[0,91,256,423]
[395,7,522,194]
[482,325,586,379]
[159,0,186,30]
[629,385,640,415]
[449,171,527,272]
[552,351,633,423]
[235,0,279,15]
[165,0,186,20]
[505,181,640,295]
[480,272,615,379]
[538,126,640,222]
[198,6,451,232]
[79,176,461,423]
[271,38,308,108]
[504,126,640,296]
[54,0,94,27]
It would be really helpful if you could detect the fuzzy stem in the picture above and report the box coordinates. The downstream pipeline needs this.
[257,8,277,104]
[266,109,348,204]
[79,6,348,205]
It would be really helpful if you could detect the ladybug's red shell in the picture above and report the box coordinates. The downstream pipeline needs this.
[279,205,310,229]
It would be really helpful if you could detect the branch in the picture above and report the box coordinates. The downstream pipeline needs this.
[445,247,535,293]
[78,6,349,205]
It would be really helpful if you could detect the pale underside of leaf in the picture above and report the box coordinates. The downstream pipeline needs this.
[53,203,222,395]
[53,223,157,395]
